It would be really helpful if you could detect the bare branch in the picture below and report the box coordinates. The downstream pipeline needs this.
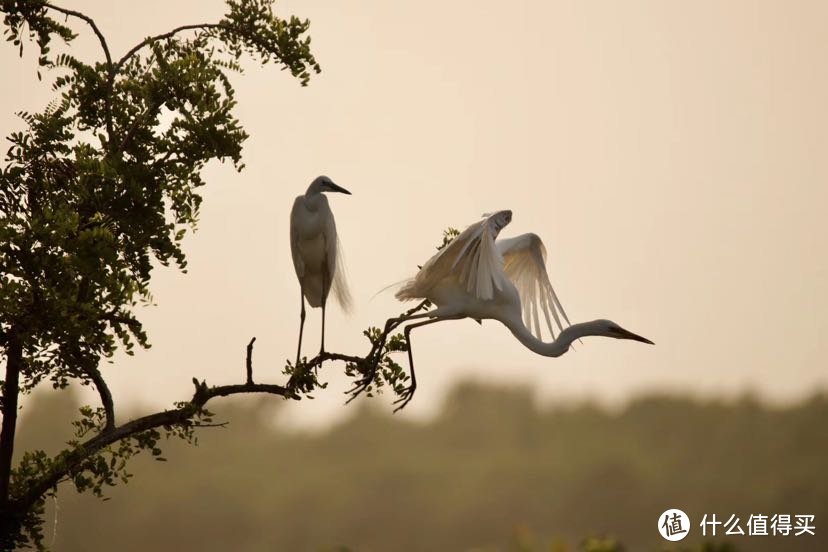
[245,337,256,384]
[83,366,115,432]
[11,370,288,518]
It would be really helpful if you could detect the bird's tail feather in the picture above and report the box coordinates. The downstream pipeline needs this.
[395,277,426,301]
[332,236,352,313]
[370,278,410,301]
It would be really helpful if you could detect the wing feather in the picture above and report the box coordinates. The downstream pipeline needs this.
[326,210,352,312]
[396,211,511,301]
[289,197,305,279]
[497,233,572,340]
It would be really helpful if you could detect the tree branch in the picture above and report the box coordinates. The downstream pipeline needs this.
[43,3,112,68]
[11,370,287,519]
[116,23,223,69]
[4,301,425,540]
[83,365,115,432]
[43,3,115,145]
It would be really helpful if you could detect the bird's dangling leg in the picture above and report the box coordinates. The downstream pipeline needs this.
[296,290,306,369]
[318,270,329,372]
[393,316,459,413]
[321,269,330,357]
[345,308,439,403]
[320,301,326,356]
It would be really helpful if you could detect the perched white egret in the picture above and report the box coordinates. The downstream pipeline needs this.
[290,175,352,366]
[392,210,653,408]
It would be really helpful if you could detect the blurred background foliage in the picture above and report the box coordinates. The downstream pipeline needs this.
[15,382,826,551]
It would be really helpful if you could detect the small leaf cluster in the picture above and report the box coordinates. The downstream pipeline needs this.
[438,227,460,250]
[211,0,320,85]
[347,327,410,398]
[283,358,329,398]
[1,0,76,78]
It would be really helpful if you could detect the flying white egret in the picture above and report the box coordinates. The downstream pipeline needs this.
[290,175,352,367]
[391,210,653,409]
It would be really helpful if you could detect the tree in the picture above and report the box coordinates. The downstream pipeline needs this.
[0,1,419,548]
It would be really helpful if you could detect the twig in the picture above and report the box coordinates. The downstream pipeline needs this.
[43,3,112,67]
[116,23,222,69]
[43,3,115,147]
[245,337,256,384]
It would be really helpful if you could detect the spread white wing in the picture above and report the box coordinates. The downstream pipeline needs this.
[396,211,512,301]
[497,233,571,339]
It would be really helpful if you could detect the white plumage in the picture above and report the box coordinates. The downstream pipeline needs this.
[497,232,571,340]
[391,210,652,409]
[290,175,351,364]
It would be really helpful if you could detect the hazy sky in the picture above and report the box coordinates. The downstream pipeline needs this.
[3,1,827,429]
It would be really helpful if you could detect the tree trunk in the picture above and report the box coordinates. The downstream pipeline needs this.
[0,334,23,548]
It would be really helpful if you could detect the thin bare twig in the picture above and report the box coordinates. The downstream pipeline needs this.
[245,337,256,384]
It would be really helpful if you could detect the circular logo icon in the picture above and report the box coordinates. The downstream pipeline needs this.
[658,509,690,541]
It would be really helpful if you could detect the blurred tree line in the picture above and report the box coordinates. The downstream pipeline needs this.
[16,383,826,551]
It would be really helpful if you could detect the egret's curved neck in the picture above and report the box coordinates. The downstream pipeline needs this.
[303,190,327,210]
[501,316,607,358]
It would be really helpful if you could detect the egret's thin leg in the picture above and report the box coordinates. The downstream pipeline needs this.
[382,308,443,336]
[393,316,461,412]
[296,290,306,367]
[321,301,326,355]
[320,268,329,357]
[346,308,459,403]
